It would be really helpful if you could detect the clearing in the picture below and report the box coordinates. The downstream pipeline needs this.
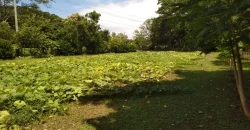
[32,53,250,130]
[0,52,250,129]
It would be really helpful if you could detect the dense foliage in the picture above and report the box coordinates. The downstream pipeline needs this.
[0,52,201,127]
[133,19,153,51]
[109,33,136,53]
[156,0,250,118]
[0,4,138,59]
[1,0,215,58]
[0,22,14,41]
[0,39,15,60]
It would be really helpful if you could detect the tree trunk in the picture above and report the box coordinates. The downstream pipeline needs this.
[230,42,238,86]
[234,41,250,118]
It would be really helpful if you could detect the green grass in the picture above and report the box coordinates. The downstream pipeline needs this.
[29,53,250,130]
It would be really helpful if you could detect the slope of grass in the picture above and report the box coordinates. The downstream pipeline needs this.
[31,53,250,130]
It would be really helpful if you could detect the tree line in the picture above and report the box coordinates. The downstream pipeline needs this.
[1,0,214,60]
[0,0,138,59]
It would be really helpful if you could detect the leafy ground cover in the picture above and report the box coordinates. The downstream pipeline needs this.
[31,53,250,130]
[0,51,202,128]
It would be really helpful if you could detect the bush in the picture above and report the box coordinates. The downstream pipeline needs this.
[55,40,76,55]
[0,22,14,40]
[110,42,136,53]
[29,48,49,58]
[218,50,231,59]
[0,39,15,59]
[23,48,31,57]
[98,41,111,53]
[86,40,101,54]
[15,26,51,58]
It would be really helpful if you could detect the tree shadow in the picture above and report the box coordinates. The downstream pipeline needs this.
[242,60,250,100]
[213,56,250,94]
[212,59,230,67]
[78,69,250,130]
[243,60,250,69]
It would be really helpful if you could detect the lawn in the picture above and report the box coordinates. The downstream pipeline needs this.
[1,52,250,129]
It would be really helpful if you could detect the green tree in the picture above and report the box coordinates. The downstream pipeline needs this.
[0,38,15,59]
[98,29,111,53]
[11,5,63,57]
[63,13,90,54]
[158,0,250,117]
[150,12,188,51]
[0,0,53,23]
[85,11,101,23]
[84,11,103,54]
[109,33,136,53]
[0,21,14,40]
[133,19,152,50]
[15,25,49,57]
[60,12,108,55]
[56,20,79,55]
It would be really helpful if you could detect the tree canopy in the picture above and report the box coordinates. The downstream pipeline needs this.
[0,3,137,58]
[155,0,250,118]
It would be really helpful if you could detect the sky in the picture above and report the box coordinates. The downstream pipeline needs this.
[39,0,159,38]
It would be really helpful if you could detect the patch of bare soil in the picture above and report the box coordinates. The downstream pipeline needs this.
[31,101,115,130]
[164,73,182,81]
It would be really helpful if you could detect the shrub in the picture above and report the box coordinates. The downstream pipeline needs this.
[98,41,111,53]
[0,22,14,40]
[86,40,101,54]
[15,26,50,58]
[0,39,15,59]
[218,50,231,59]
[126,43,137,52]
[110,42,136,53]
[29,48,49,58]
[55,40,76,55]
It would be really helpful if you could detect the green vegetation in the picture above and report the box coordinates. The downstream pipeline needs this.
[154,0,250,118]
[0,52,202,128]
[31,53,250,130]
[1,0,250,129]
[0,4,138,59]
[0,22,14,41]
[0,39,15,59]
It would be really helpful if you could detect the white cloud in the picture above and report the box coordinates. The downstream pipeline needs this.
[84,0,101,4]
[79,0,159,39]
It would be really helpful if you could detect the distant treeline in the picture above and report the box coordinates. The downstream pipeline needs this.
[0,1,213,59]
[0,4,138,59]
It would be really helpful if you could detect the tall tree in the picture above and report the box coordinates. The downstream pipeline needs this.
[0,0,53,22]
[63,12,105,54]
[13,5,62,57]
[133,19,152,50]
[150,5,188,51]
[85,11,102,54]
[0,21,14,40]
[158,0,250,117]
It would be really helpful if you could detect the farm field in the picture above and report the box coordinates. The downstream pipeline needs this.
[0,52,250,129]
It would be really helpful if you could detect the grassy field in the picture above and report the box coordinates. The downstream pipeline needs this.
[1,52,250,129]
[35,53,249,130]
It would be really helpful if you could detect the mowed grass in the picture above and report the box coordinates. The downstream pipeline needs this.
[1,52,250,129]
[30,53,250,130]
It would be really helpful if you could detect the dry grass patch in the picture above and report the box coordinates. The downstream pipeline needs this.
[32,101,115,130]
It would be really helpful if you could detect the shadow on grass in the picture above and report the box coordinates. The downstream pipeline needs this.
[212,59,230,67]
[78,69,250,130]
[243,60,250,69]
